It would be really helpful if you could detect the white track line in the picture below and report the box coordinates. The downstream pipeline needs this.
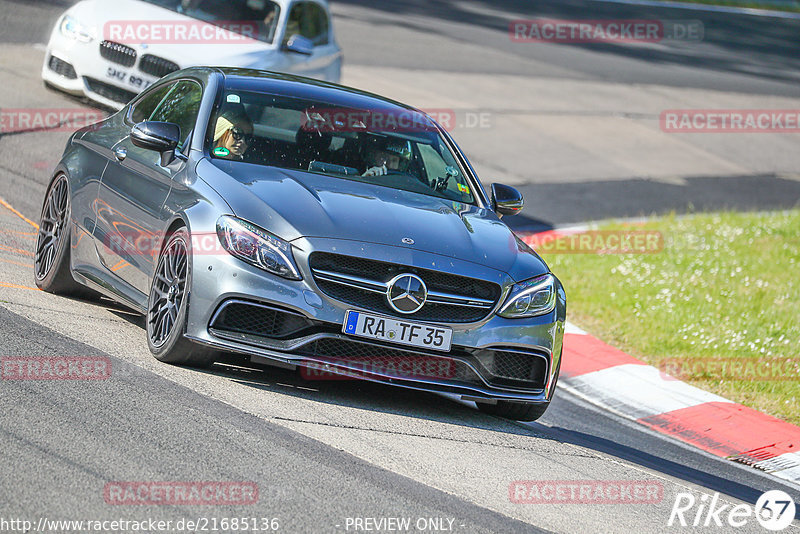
[564,364,733,420]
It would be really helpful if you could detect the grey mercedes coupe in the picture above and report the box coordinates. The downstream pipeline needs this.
[34,67,566,421]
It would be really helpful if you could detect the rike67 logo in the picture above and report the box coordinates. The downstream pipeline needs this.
[669,490,796,531]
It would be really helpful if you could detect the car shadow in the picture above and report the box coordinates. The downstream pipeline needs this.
[59,293,148,328]
[194,357,551,437]
[184,356,800,511]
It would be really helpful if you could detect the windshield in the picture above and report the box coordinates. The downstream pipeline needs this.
[206,90,478,205]
[140,0,281,44]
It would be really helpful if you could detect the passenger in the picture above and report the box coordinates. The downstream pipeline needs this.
[212,109,254,161]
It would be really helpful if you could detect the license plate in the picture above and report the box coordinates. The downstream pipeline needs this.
[342,311,452,352]
[106,66,152,90]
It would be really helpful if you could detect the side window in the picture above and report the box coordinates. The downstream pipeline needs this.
[149,80,203,150]
[128,83,174,124]
[284,2,329,47]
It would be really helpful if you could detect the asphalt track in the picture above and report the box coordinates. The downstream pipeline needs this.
[0,1,799,532]
[329,0,800,230]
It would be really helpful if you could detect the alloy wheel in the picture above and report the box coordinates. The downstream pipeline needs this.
[34,176,69,281]
[148,234,188,348]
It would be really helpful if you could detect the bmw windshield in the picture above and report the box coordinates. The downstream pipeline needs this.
[141,0,281,43]
[206,89,478,205]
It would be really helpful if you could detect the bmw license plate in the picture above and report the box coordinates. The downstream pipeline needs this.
[342,311,452,352]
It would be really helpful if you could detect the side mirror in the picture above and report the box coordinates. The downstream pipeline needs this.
[131,121,181,166]
[284,34,314,56]
[491,183,524,217]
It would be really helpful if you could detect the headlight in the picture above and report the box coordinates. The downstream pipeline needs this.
[216,216,301,280]
[60,15,93,42]
[497,274,556,319]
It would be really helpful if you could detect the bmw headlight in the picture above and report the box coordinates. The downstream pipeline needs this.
[497,274,556,319]
[216,216,301,280]
[60,15,93,42]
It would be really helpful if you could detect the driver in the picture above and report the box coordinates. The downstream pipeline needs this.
[212,108,254,161]
[362,138,412,177]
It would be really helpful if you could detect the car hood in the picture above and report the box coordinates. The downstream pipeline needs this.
[200,160,549,280]
[68,0,275,61]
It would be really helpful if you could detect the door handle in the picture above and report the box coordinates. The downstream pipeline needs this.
[114,147,127,161]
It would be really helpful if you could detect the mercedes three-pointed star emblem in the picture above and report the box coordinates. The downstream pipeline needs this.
[386,274,427,314]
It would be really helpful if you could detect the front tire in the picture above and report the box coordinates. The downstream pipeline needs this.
[146,226,216,367]
[477,400,550,422]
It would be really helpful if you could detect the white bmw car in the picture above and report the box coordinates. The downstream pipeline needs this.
[42,0,342,110]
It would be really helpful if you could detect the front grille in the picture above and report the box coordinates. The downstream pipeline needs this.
[297,337,482,384]
[309,252,501,323]
[48,55,77,79]
[83,77,137,104]
[139,54,179,78]
[99,40,137,67]
[210,301,316,340]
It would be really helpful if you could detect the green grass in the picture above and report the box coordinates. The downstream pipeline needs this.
[540,211,800,425]
[650,0,800,12]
